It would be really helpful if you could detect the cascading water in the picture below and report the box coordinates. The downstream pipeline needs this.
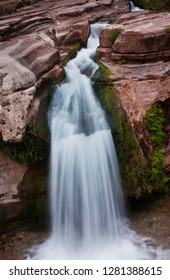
[49,22,125,250]
[31,23,169,260]
[130,1,144,11]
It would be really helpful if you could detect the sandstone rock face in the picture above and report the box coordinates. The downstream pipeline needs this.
[0,151,28,204]
[0,0,130,142]
[0,151,28,225]
[0,150,48,228]
[0,0,130,227]
[0,55,36,142]
[0,1,41,16]
[103,61,170,128]
[99,12,170,61]
[97,11,170,175]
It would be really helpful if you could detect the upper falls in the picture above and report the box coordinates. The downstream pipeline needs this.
[31,23,170,260]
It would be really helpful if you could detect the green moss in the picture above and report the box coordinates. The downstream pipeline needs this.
[165,26,170,33]
[0,122,49,164]
[93,63,169,198]
[93,62,151,199]
[115,59,127,65]
[145,104,166,148]
[145,104,169,191]
[108,29,120,43]
[95,61,112,81]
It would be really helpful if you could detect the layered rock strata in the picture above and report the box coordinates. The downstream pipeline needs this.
[0,0,130,142]
[97,11,170,188]
[0,0,130,227]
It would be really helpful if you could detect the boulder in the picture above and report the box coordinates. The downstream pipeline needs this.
[97,11,170,187]
[0,0,130,142]
[99,12,170,62]
[0,151,28,205]
[0,0,130,227]
[103,61,170,126]
[0,55,36,142]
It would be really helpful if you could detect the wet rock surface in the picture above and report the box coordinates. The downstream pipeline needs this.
[0,0,130,142]
[0,0,41,16]
[0,0,170,255]
[0,0,129,224]
[97,11,170,174]
[130,195,170,250]
[0,195,170,259]
[0,230,48,259]
[98,11,170,62]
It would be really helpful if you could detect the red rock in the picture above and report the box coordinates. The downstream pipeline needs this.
[112,12,170,60]
[99,12,170,62]
[104,61,170,121]
[99,25,116,48]
[73,21,89,42]
[0,151,28,204]
[111,50,170,62]
[101,60,170,160]
[96,47,112,60]
[0,0,130,142]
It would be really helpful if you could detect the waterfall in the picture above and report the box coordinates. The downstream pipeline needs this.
[31,23,169,260]
[130,1,144,11]
[49,21,125,247]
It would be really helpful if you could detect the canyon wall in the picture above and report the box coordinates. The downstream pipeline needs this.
[0,0,130,229]
[0,0,170,229]
[96,11,170,198]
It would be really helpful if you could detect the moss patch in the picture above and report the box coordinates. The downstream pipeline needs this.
[115,59,127,65]
[145,104,169,192]
[93,62,151,199]
[0,122,49,165]
[108,29,120,43]
[165,26,170,33]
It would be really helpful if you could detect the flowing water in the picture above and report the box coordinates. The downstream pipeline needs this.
[130,1,144,11]
[31,23,169,260]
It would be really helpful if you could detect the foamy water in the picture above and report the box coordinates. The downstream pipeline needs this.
[30,23,170,260]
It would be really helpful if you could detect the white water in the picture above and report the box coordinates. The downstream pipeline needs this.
[130,1,144,11]
[31,23,169,260]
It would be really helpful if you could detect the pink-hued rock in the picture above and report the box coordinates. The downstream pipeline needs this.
[99,12,170,61]
[96,47,112,59]
[111,50,170,62]
[0,0,130,142]
[0,150,48,227]
[0,55,36,142]
[97,11,170,176]
[63,21,89,45]
[99,25,118,48]
[0,151,28,204]
[103,61,170,127]
[100,60,170,171]
[0,1,130,221]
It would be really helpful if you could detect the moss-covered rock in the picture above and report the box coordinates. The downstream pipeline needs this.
[0,122,49,165]
[0,86,51,231]
[145,104,170,192]
[93,62,170,199]
[93,62,152,199]
[133,0,170,12]
[0,160,49,232]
